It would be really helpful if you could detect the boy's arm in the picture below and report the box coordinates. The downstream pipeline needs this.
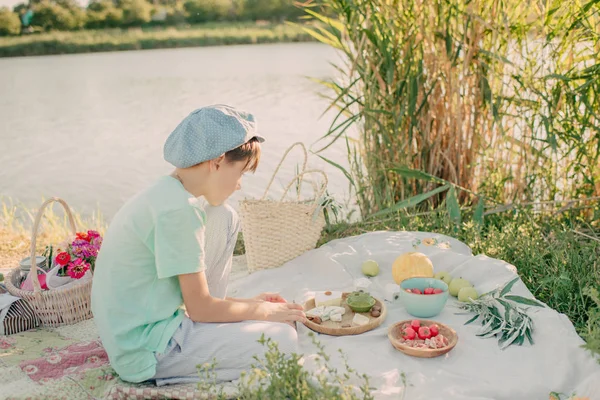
[178,271,304,324]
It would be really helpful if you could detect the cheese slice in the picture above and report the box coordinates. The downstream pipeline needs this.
[330,312,343,322]
[307,305,346,321]
[352,313,370,326]
[315,291,343,307]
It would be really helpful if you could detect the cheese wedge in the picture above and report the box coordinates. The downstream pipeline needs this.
[315,291,343,307]
[306,306,325,318]
[352,313,370,327]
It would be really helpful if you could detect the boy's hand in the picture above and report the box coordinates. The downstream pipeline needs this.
[254,292,287,303]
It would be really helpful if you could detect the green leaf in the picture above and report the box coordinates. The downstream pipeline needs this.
[370,184,450,218]
[464,314,480,325]
[500,277,520,297]
[497,299,512,320]
[514,335,525,346]
[473,197,485,228]
[499,329,522,350]
[505,295,545,307]
[389,165,447,184]
[525,329,534,345]
[313,153,355,189]
[446,186,462,226]
[300,8,345,33]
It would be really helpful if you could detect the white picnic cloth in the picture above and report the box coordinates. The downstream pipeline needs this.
[228,231,600,399]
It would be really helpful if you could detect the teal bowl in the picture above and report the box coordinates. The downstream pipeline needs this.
[398,277,449,318]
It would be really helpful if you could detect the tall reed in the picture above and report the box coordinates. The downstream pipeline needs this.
[301,0,599,218]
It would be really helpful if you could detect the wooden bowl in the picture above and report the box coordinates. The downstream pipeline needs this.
[302,292,387,336]
[388,319,458,358]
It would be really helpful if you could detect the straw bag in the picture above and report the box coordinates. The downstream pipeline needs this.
[5,198,94,327]
[239,142,328,272]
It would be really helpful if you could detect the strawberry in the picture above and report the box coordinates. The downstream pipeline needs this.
[433,288,444,294]
[406,289,413,293]
[429,324,439,337]
[418,326,431,340]
[402,327,416,340]
[412,288,422,294]
[410,319,421,330]
[424,287,434,295]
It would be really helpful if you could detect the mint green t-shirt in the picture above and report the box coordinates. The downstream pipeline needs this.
[91,176,206,383]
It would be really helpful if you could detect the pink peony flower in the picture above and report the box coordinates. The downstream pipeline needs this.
[87,230,101,239]
[67,258,90,279]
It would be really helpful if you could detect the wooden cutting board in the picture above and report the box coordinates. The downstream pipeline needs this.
[301,292,387,336]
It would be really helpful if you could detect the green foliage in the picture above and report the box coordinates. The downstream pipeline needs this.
[183,0,231,24]
[197,333,385,399]
[0,7,21,36]
[86,0,123,29]
[118,0,152,27]
[582,287,600,362]
[31,0,86,31]
[242,0,303,21]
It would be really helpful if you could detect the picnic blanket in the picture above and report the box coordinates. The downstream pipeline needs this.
[1,231,599,399]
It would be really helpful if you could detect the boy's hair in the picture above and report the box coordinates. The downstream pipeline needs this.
[224,137,261,172]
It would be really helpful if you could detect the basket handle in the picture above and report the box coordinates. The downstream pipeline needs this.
[261,142,308,201]
[28,198,77,293]
[279,170,329,209]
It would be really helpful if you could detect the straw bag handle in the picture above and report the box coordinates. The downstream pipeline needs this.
[279,169,329,209]
[27,198,77,293]
[261,142,308,201]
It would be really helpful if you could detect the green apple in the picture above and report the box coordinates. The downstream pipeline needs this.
[361,260,380,277]
[458,287,479,302]
[449,277,473,297]
[434,271,452,285]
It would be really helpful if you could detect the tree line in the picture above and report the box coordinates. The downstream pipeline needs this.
[0,0,305,36]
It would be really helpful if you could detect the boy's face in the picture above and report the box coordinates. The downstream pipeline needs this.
[204,158,247,206]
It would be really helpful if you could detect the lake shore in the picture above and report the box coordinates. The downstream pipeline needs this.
[0,22,315,58]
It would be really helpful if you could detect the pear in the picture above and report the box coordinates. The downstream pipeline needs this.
[458,287,479,302]
[361,260,380,277]
[434,271,452,285]
[449,277,473,297]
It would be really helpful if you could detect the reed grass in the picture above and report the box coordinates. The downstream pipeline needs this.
[301,0,600,218]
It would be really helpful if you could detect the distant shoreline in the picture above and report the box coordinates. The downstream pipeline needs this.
[0,22,316,58]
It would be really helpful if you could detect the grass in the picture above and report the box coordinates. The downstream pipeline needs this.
[0,21,316,58]
[0,197,106,270]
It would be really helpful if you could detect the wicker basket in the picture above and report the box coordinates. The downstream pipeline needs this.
[239,142,328,272]
[5,198,93,327]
